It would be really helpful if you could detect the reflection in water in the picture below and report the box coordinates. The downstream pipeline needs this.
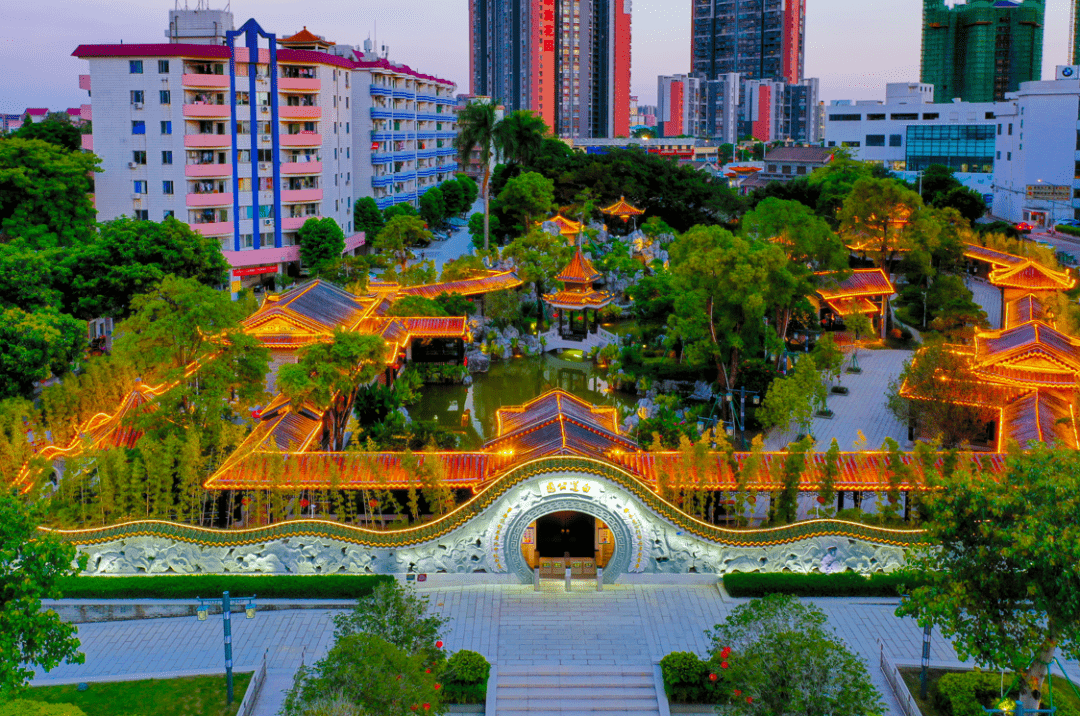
[409,352,638,449]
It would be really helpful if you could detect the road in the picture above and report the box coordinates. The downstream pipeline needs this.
[420,196,484,273]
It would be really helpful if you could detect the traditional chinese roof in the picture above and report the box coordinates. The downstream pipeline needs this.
[539,214,583,236]
[279,27,334,48]
[556,249,602,285]
[973,321,1080,388]
[398,271,522,299]
[962,243,1027,268]
[1000,390,1079,450]
[242,280,371,346]
[485,390,636,462]
[1004,294,1051,329]
[601,196,644,218]
[824,296,881,317]
[815,269,895,300]
[543,288,616,310]
[989,260,1076,292]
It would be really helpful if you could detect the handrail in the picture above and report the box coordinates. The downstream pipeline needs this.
[879,639,925,716]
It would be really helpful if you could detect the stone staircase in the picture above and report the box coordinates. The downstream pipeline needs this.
[496,664,661,715]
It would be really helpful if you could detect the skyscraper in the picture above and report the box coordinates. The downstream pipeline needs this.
[691,0,805,84]
[469,0,631,138]
[921,0,1044,103]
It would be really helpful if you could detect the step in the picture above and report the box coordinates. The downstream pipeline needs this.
[512,712,659,716]
[498,675,654,688]
[496,699,661,712]
[498,687,656,699]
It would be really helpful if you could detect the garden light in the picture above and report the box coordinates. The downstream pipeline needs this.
[197,607,208,621]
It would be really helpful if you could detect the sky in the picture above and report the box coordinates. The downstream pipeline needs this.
[0,0,1074,114]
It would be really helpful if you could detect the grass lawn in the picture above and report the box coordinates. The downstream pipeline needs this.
[900,667,1080,716]
[21,673,253,716]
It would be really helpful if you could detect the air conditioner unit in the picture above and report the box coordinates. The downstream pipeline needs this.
[258,162,270,171]
[131,194,142,201]
[260,135,272,143]
[128,161,138,169]
[259,106,269,114]
[133,102,144,110]
[262,217,273,226]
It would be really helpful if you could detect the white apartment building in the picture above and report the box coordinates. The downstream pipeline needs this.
[991,69,1080,226]
[74,8,457,285]
[824,82,997,196]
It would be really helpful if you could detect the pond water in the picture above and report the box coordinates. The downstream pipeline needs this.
[409,351,639,449]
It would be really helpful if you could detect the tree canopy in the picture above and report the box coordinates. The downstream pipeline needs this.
[497,171,554,234]
[11,118,82,153]
[0,307,85,400]
[374,216,432,269]
[352,196,384,240]
[418,186,446,229]
[503,226,574,322]
[298,217,346,275]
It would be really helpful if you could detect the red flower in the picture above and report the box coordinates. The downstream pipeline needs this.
[734,689,742,696]
[411,707,418,712]
[747,697,754,704]
[435,640,444,649]
[369,499,379,509]
[816,496,826,505]
[434,683,441,690]
[300,499,310,508]
[425,669,431,674]
[423,704,431,711]
[396,674,402,680]
[721,646,731,659]
[721,661,729,669]
[708,673,718,682]
[241,498,250,506]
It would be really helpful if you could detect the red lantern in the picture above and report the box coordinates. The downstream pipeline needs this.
[721,646,732,659]
[746,697,754,704]
[425,669,432,674]
[369,499,379,509]
[300,499,310,508]
[241,498,250,506]
[435,640,444,649]
[721,661,729,669]
[816,496,826,504]
[708,673,718,682]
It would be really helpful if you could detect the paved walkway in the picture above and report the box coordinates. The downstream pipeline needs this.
[967,278,1002,329]
[32,584,1080,715]
[765,348,912,451]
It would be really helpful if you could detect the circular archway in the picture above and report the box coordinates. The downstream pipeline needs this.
[503,495,634,584]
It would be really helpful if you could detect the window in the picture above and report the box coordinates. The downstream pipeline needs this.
[257,149,273,162]
[160,90,171,104]
[135,209,149,220]
[985,112,995,119]
[162,150,173,165]
[132,121,145,135]
[866,113,885,121]
[240,233,254,249]
[997,151,1001,160]
[133,180,147,194]
[158,60,170,74]
[922,113,939,120]
[1007,152,1011,161]
[866,135,886,147]
[160,121,172,135]
[890,113,918,120]
[767,164,777,172]
[997,124,1002,135]
[163,180,174,195]
[841,141,861,147]
[346,147,350,159]
[1008,124,1013,135]
[129,60,144,74]
[796,166,806,175]
[828,114,861,122]
[346,122,350,134]
[164,209,174,219]
[905,124,995,173]
[781,165,791,175]
[889,135,902,147]
[131,90,144,104]
[334,148,338,160]
[133,150,146,165]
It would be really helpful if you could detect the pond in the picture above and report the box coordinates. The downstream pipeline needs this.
[409,351,639,449]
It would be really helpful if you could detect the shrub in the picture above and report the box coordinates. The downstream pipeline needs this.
[441,650,490,704]
[1057,224,1080,238]
[57,575,392,600]
[660,651,730,704]
[931,670,1017,716]
[723,571,921,598]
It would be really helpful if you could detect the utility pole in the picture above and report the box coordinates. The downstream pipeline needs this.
[197,591,258,704]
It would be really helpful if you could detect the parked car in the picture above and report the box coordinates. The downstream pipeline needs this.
[1015,222,1034,234]
[1033,240,1054,251]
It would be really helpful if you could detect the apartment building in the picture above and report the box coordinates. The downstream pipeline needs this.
[73,7,456,284]
[692,0,805,84]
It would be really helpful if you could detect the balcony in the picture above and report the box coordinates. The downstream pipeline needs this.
[185,163,232,177]
[392,89,416,100]
[183,103,230,118]
[192,220,232,236]
[370,84,392,97]
[371,132,394,142]
[282,215,320,231]
[372,152,394,165]
[223,244,302,269]
[281,133,321,147]
[280,105,321,119]
[371,108,394,120]
[279,77,320,92]
[184,133,231,148]
[281,161,322,175]
[186,192,233,207]
[281,188,323,203]
[182,73,230,88]
[371,175,393,188]
[81,134,93,152]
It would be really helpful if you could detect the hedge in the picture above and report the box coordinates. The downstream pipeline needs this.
[56,574,394,600]
[723,571,920,598]
[1056,224,1080,238]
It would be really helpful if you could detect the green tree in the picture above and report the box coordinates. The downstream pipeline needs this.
[839,177,925,271]
[757,356,826,438]
[806,148,873,221]
[380,260,437,287]
[0,245,62,311]
[434,292,476,316]
[0,138,100,247]
[63,216,230,319]
[896,444,1080,711]
[277,331,385,451]
[483,289,521,330]
[0,491,86,697]
[298,217,346,275]
[374,216,432,270]
[0,307,85,400]
[497,171,555,234]
[495,110,549,168]
[12,118,81,152]
[352,196,384,240]
[937,186,986,224]
[709,594,883,716]
[418,186,446,229]
[440,255,487,281]
[503,226,574,326]
[333,581,450,665]
[455,101,500,251]
[383,202,418,222]
[456,175,479,209]
[385,295,448,317]
[440,178,466,216]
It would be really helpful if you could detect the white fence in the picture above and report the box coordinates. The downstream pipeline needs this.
[879,639,925,716]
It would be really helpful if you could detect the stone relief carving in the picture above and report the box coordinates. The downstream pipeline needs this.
[76,470,910,577]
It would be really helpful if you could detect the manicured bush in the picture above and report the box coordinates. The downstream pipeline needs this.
[1056,224,1080,238]
[659,651,730,704]
[723,571,921,598]
[931,670,1018,716]
[57,574,393,600]
[441,650,490,704]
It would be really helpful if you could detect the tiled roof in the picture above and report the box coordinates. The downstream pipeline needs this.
[1001,390,1078,450]
[763,146,834,163]
[280,27,332,45]
[1004,294,1049,329]
[24,108,48,116]
[962,243,1027,268]
[824,296,881,316]
[543,288,615,310]
[989,261,1077,291]
[555,249,602,284]
[815,269,895,299]
[601,196,644,217]
[243,279,369,336]
[399,271,522,299]
[971,322,1080,388]
[539,214,583,235]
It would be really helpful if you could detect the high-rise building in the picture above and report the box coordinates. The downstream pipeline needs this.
[74,7,458,285]
[469,0,632,138]
[691,0,805,84]
[921,0,1044,103]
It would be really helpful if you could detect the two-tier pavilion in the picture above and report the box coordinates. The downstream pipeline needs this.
[601,196,644,228]
[543,249,615,341]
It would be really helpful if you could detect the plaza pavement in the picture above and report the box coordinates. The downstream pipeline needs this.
[764,348,912,451]
[33,583,1080,715]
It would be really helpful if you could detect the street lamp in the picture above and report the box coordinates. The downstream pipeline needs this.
[197,591,258,705]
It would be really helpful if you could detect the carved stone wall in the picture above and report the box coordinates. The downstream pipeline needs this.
[75,469,911,578]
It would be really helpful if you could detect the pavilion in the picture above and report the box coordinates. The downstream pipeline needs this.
[813,269,896,337]
[601,196,644,229]
[537,213,583,239]
[543,249,615,343]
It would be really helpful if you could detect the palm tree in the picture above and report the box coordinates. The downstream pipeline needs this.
[495,110,549,168]
[455,101,500,252]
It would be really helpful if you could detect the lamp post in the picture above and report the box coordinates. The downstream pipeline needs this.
[724,386,761,449]
[197,591,258,705]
